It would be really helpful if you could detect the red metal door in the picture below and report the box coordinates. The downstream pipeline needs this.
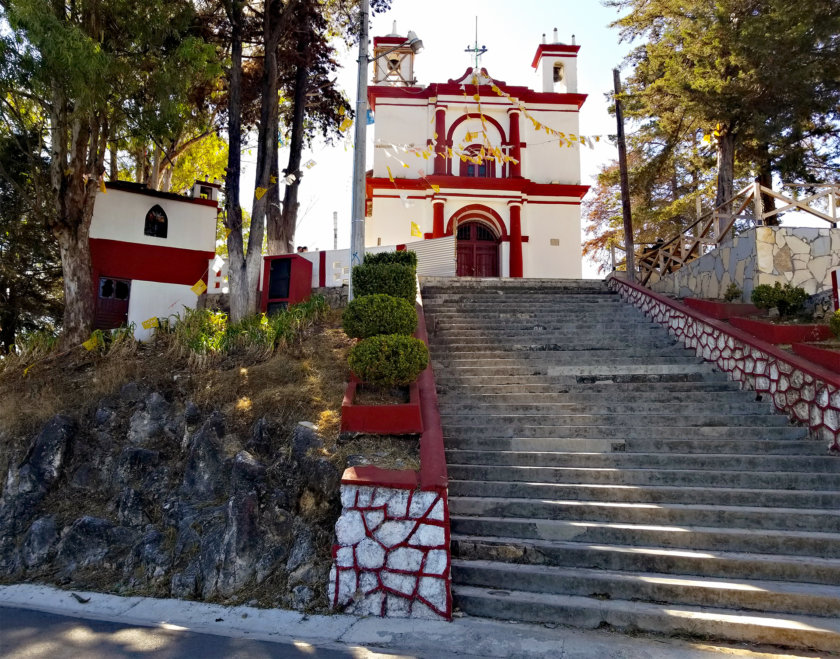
[456,222,499,277]
[94,277,131,330]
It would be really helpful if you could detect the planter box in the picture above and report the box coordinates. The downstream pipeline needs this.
[340,375,423,435]
[683,298,763,320]
[792,342,840,374]
[729,316,833,344]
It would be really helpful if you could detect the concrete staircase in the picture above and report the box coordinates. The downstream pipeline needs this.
[421,277,840,652]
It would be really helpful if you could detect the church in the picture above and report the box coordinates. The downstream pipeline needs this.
[365,28,589,278]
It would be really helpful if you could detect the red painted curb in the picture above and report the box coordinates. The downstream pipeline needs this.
[340,376,423,434]
[729,316,833,344]
[683,298,762,320]
[792,342,840,374]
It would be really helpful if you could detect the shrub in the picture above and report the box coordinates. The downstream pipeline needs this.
[364,250,418,268]
[723,283,742,302]
[830,310,840,339]
[751,282,808,317]
[352,262,416,301]
[342,294,417,339]
[348,334,429,386]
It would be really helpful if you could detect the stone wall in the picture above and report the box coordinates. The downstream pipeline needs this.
[609,276,840,451]
[649,227,840,300]
[328,484,450,619]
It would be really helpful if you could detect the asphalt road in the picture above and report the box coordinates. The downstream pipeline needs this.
[0,607,401,659]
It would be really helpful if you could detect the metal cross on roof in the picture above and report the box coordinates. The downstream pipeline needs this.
[464,17,488,69]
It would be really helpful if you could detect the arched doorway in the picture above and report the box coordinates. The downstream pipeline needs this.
[456,221,500,277]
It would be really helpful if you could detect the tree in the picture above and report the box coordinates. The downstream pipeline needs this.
[0,0,218,345]
[0,130,62,351]
[608,0,840,230]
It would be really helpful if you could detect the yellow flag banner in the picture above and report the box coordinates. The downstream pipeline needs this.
[82,335,101,352]
[99,178,107,194]
[191,280,207,296]
[141,317,159,330]
[224,228,232,239]
[410,221,422,237]
[387,166,395,183]
[255,187,267,200]
[431,184,440,193]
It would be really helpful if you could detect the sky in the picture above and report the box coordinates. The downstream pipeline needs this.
[243,0,633,273]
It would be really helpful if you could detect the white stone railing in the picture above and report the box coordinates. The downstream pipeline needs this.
[608,275,840,451]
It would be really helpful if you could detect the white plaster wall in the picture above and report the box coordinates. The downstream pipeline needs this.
[521,109,581,184]
[368,196,431,247]
[539,54,578,94]
[90,188,217,252]
[127,280,197,342]
[372,104,429,178]
[524,204,582,278]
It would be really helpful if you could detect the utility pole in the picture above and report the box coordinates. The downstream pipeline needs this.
[613,68,635,281]
[348,0,370,302]
[333,211,338,250]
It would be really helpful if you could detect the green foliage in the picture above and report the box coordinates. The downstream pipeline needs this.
[342,294,417,339]
[723,283,742,303]
[167,295,327,357]
[750,282,809,317]
[830,311,840,339]
[352,263,416,302]
[12,328,60,359]
[170,132,229,195]
[348,334,429,387]
[363,250,418,268]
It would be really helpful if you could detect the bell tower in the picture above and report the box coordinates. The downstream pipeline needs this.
[372,22,422,86]
[531,28,580,94]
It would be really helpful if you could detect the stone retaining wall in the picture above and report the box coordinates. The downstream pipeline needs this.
[328,484,450,619]
[649,227,840,301]
[609,276,840,451]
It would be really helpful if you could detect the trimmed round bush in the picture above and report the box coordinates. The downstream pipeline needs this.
[352,262,416,301]
[364,250,418,268]
[751,282,808,317]
[342,294,417,339]
[830,310,840,339]
[348,334,429,386]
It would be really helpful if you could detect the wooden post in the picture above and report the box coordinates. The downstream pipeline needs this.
[613,69,634,281]
[610,243,616,272]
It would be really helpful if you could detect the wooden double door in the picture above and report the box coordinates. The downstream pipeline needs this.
[456,222,500,277]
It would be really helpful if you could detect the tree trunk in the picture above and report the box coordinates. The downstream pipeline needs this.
[265,134,284,254]
[0,284,16,353]
[714,128,735,240]
[274,50,308,256]
[756,144,777,226]
[54,220,95,345]
[109,141,118,181]
[224,0,248,322]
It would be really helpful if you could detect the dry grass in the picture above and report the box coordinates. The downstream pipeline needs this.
[0,307,416,479]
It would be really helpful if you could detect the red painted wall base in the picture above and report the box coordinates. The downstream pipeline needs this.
[340,376,423,434]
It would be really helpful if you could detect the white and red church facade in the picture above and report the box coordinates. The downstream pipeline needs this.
[365,33,589,278]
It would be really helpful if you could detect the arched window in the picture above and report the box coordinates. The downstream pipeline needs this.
[144,204,168,238]
[458,145,496,178]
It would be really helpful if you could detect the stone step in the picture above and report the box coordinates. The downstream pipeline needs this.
[431,340,681,352]
[448,479,840,509]
[449,495,840,532]
[436,389,756,404]
[440,412,792,428]
[451,584,840,653]
[443,424,807,441]
[450,534,840,586]
[443,450,839,472]
[443,435,822,454]
[436,381,745,395]
[445,464,830,489]
[433,359,713,378]
[433,350,699,365]
[451,560,840,617]
[439,401,776,415]
[450,515,840,558]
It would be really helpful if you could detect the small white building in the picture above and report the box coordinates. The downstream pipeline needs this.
[366,30,589,278]
[89,180,219,338]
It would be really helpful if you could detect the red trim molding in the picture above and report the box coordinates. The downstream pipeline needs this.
[531,43,581,69]
[445,204,508,238]
[105,181,218,208]
[90,238,214,287]
[369,84,587,110]
[367,176,589,199]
